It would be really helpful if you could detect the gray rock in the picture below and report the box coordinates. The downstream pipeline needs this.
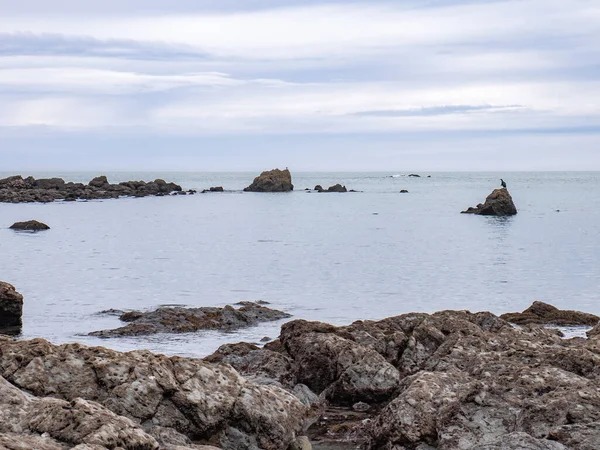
[462,188,517,216]
[0,282,23,334]
[244,169,293,192]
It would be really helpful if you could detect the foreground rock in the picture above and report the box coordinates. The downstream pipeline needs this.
[9,220,50,231]
[0,282,23,335]
[90,302,291,337]
[244,169,293,192]
[210,304,600,449]
[501,301,600,326]
[462,187,517,216]
[0,175,183,203]
[0,336,309,449]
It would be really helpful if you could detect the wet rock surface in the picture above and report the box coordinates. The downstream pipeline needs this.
[89,302,291,337]
[0,336,309,450]
[0,175,183,203]
[210,306,600,449]
[462,187,518,216]
[244,169,293,192]
[9,220,50,231]
[501,301,600,326]
[0,282,23,335]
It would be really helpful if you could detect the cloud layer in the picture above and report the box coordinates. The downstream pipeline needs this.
[1,0,599,169]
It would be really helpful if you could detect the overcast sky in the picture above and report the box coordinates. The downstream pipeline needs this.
[1,0,599,171]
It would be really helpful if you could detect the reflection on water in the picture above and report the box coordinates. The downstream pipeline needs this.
[0,171,599,357]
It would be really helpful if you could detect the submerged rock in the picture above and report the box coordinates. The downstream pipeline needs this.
[0,175,183,203]
[462,187,517,216]
[0,282,23,334]
[500,301,600,326]
[244,169,293,192]
[0,336,309,450]
[9,220,50,231]
[89,302,291,337]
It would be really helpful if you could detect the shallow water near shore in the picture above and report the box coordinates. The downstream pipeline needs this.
[1,171,599,357]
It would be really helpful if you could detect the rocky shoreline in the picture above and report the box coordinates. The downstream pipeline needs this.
[2,283,600,449]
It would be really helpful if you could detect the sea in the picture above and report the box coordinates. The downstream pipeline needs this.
[1,171,599,357]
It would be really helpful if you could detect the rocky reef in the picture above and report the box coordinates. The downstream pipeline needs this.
[462,188,518,216]
[314,184,348,193]
[205,303,600,449]
[0,336,310,450]
[501,301,600,326]
[0,282,23,335]
[0,175,184,203]
[89,302,291,338]
[9,220,50,231]
[244,169,293,192]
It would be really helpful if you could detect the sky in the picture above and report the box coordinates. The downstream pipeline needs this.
[1,0,600,171]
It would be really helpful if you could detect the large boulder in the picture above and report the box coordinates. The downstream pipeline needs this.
[0,337,309,450]
[244,169,293,192]
[89,302,291,337]
[501,301,600,326]
[462,188,517,216]
[9,220,50,231]
[0,282,23,334]
[88,175,109,188]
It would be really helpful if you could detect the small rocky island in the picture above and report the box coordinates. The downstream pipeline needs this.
[462,187,518,216]
[244,168,293,192]
[9,220,50,231]
[0,175,186,203]
[89,302,291,337]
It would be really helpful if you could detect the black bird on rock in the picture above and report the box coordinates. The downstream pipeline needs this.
[500,178,507,188]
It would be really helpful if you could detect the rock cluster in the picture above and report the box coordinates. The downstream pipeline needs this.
[462,188,518,216]
[206,303,600,449]
[0,336,310,449]
[0,282,23,335]
[244,169,293,192]
[9,220,50,231]
[202,186,224,193]
[314,184,347,193]
[89,302,291,337]
[0,175,184,203]
[501,301,600,326]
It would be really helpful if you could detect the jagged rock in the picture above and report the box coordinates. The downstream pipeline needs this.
[314,184,348,193]
[244,169,293,192]
[0,282,23,334]
[9,220,50,231]
[501,301,600,326]
[462,188,517,216]
[89,302,291,337]
[0,337,309,450]
[470,432,567,449]
[0,175,182,203]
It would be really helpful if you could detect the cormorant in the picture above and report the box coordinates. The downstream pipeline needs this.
[500,179,507,188]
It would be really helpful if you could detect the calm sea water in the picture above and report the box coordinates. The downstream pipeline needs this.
[1,171,599,356]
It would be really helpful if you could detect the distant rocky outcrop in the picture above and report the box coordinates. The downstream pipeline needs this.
[500,301,600,326]
[244,169,293,192]
[400,190,409,193]
[89,302,291,337]
[202,186,224,193]
[0,282,23,335]
[462,187,517,216]
[9,220,50,231]
[0,175,183,203]
[408,174,421,177]
[314,184,348,193]
[0,336,309,450]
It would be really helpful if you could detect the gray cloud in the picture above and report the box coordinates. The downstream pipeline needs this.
[0,32,207,60]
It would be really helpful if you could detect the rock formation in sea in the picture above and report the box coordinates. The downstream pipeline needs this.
[0,336,310,450]
[0,175,183,203]
[243,169,293,192]
[202,186,225,193]
[204,303,600,449]
[0,282,23,335]
[500,301,600,326]
[462,187,518,216]
[9,220,50,231]
[89,302,291,337]
[314,184,348,193]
